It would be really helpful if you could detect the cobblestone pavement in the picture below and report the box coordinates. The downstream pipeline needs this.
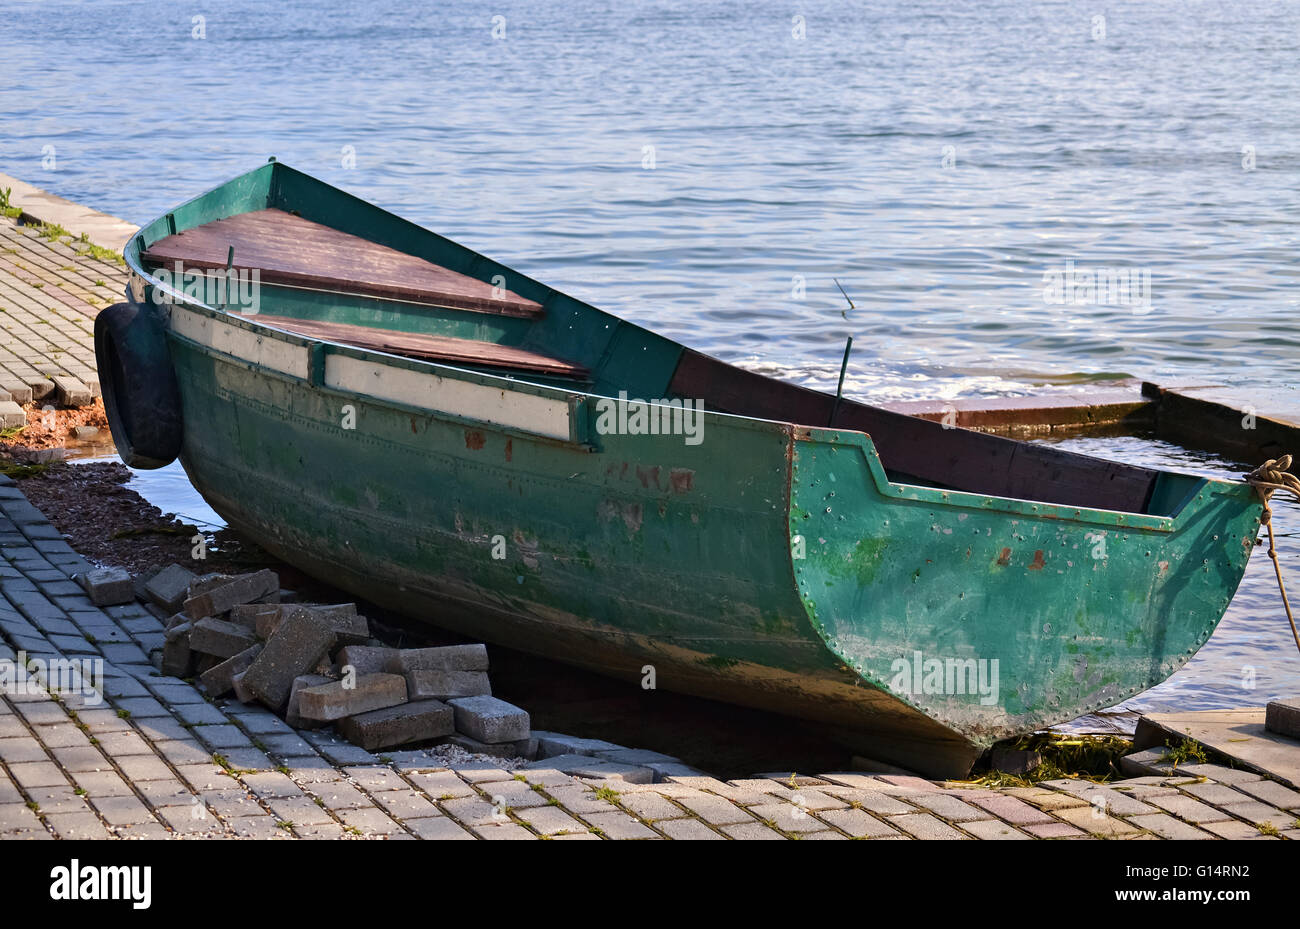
[0,215,122,401]
[0,477,1298,839]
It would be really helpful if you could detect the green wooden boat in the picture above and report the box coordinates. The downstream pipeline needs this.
[99,161,1264,776]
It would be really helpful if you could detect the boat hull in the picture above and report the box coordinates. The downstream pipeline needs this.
[149,309,1261,777]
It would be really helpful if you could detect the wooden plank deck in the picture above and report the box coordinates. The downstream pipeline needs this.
[237,313,587,379]
[142,208,543,318]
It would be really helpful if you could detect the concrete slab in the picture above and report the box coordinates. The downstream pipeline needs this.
[0,172,138,252]
[1134,709,1300,788]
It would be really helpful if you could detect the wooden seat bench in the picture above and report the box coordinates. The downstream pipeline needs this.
[233,314,588,379]
[142,208,543,318]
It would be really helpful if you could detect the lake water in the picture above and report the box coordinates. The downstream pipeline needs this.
[7,0,1298,715]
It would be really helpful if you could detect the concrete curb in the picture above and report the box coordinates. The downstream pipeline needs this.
[0,172,138,254]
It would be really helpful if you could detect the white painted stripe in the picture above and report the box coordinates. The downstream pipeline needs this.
[170,306,310,379]
[325,353,571,440]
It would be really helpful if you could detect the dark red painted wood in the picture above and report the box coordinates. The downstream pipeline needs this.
[142,208,543,318]
[669,349,1157,513]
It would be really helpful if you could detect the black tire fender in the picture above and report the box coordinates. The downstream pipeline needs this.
[93,302,183,469]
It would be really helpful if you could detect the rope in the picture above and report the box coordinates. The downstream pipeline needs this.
[1243,455,1300,656]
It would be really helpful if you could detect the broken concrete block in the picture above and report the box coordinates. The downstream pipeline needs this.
[77,566,134,606]
[52,375,92,407]
[240,608,336,712]
[230,602,280,633]
[160,622,194,678]
[338,699,454,750]
[1265,698,1300,740]
[296,673,407,722]
[183,568,279,620]
[286,674,333,729]
[335,645,400,677]
[441,732,537,760]
[199,644,263,698]
[406,669,491,700]
[143,563,198,614]
[386,644,488,673]
[189,617,259,659]
[447,695,529,743]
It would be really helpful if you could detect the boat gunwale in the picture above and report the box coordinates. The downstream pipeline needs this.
[124,163,1256,535]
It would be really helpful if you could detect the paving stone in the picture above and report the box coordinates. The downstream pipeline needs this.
[183,569,279,620]
[1265,697,1300,739]
[310,781,374,811]
[334,645,399,676]
[1201,818,1273,839]
[199,643,262,697]
[441,732,536,760]
[888,812,970,839]
[968,794,1056,825]
[88,794,157,826]
[240,771,305,799]
[241,608,336,712]
[387,644,488,673]
[1051,805,1143,837]
[75,567,133,606]
[816,806,900,837]
[406,769,476,799]
[336,806,403,836]
[337,699,454,751]
[230,602,281,633]
[160,622,194,678]
[143,564,198,614]
[720,821,785,840]
[405,815,475,840]
[748,802,831,833]
[472,822,538,840]
[582,809,658,839]
[263,796,335,826]
[193,723,255,751]
[229,815,291,839]
[8,761,67,788]
[1144,792,1232,823]
[961,819,1031,840]
[1236,779,1300,810]
[904,792,988,822]
[1128,813,1215,839]
[171,702,229,726]
[152,739,213,766]
[44,810,111,839]
[448,694,529,743]
[1180,781,1251,805]
[190,617,259,659]
[1220,800,1296,830]
[616,790,687,822]
[297,673,407,723]
[654,817,723,839]
[0,738,50,764]
[405,669,491,700]
[673,792,753,825]
[1176,764,1260,784]
[370,789,441,820]
[285,673,332,729]
[514,803,588,836]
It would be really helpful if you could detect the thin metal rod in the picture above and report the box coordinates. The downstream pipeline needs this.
[829,335,853,426]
